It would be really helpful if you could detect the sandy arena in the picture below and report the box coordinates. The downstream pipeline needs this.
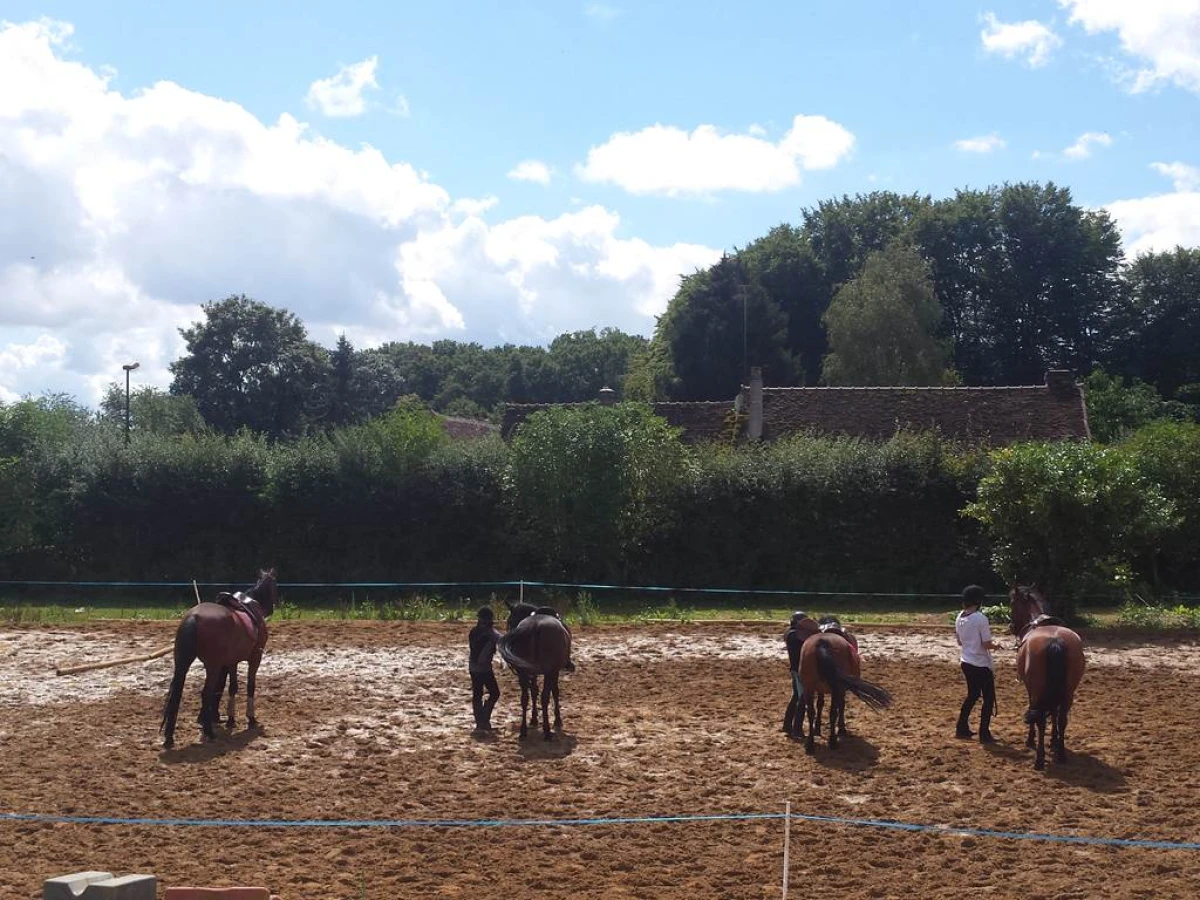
[2,620,1200,898]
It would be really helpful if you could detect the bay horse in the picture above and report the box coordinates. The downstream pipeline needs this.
[1009,585,1086,771]
[500,599,574,740]
[799,631,891,755]
[160,569,277,748]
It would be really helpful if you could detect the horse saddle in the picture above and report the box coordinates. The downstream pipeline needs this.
[1031,613,1067,628]
[216,592,263,643]
[819,622,848,639]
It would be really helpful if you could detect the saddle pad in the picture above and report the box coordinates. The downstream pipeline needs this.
[233,610,258,643]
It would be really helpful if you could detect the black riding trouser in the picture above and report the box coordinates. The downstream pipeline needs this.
[471,671,500,727]
[958,662,995,735]
[783,670,802,733]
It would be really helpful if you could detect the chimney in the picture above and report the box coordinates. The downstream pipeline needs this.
[1045,370,1075,396]
[748,367,764,440]
[597,386,617,406]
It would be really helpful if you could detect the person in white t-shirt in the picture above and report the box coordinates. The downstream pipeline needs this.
[955,585,999,744]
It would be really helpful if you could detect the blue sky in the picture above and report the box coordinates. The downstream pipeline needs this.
[1,1,1198,402]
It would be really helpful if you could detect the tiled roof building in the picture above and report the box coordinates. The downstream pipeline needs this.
[501,369,1090,446]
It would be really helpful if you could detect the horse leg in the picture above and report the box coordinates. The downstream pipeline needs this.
[804,693,817,756]
[829,688,842,750]
[200,665,221,740]
[161,615,199,749]
[246,650,262,728]
[519,676,530,739]
[1055,706,1069,763]
[225,665,239,730]
[552,673,563,732]
[529,674,539,730]
[838,695,848,736]
[540,675,553,741]
[1034,711,1047,771]
[814,693,823,736]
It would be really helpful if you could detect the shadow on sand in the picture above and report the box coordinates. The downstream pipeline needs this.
[516,729,579,760]
[799,732,881,772]
[158,724,263,764]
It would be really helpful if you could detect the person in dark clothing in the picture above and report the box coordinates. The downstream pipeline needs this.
[782,610,811,735]
[469,607,502,731]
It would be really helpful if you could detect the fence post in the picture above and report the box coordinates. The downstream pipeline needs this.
[781,800,791,900]
[519,579,525,606]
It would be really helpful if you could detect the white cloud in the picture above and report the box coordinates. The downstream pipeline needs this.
[305,56,380,118]
[507,160,553,184]
[584,3,622,23]
[0,334,68,402]
[954,134,1006,153]
[393,93,411,118]
[576,114,855,197]
[981,12,1063,67]
[1152,161,1200,192]
[1060,0,1200,94]
[1063,130,1113,159]
[0,19,720,403]
[1106,162,1200,256]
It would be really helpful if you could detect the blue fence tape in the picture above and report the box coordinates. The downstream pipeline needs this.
[1,809,1198,851]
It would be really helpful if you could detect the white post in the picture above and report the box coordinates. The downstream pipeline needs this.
[781,800,791,900]
[520,580,525,605]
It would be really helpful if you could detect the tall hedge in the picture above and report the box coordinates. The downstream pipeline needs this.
[2,403,1198,599]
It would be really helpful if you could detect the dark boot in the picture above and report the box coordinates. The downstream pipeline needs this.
[955,709,974,739]
[978,696,996,743]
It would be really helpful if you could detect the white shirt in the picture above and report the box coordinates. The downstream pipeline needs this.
[956,609,993,668]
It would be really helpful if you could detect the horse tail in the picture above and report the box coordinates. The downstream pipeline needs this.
[498,633,537,673]
[816,639,893,711]
[1027,637,1068,723]
[160,614,199,740]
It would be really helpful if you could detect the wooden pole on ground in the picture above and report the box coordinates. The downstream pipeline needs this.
[55,643,173,676]
[781,800,791,900]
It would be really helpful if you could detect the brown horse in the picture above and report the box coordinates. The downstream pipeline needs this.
[160,569,278,749]
[500,600,573,740]
[799,631,891,755]
[1009,585,1086,771]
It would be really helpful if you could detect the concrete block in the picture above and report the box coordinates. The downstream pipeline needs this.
[87,875,156,899]
[165,889,271,900]
[44,872,112,899]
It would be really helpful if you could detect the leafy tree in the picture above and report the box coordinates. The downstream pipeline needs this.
[821,242,953,385]
[656,255,795,400]
[506,403,689,579]
[964,441,1177,615]
[170,295,331,437]
[1123,420,1200,590]
[98,384,207,437]
[917,184,1122,384]
[1081,370,1194,444]
[740,226,826,383]
[1105,247,1200,399]
[0,394,93,457]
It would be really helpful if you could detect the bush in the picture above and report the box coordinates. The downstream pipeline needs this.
[964,441,1178,616]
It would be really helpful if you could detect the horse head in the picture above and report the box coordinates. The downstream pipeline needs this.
[1008,584,1046,636]
[505,600,538,632]
[252,567,278,618]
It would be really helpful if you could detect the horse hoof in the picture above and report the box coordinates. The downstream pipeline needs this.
[163,739,174,749]
[805,741,815,756]
[247,718,259,729]
[225,718,237,730]
[1035,759,1045,771]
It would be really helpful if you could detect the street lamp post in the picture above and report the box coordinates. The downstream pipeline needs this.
[122,362,140,445]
